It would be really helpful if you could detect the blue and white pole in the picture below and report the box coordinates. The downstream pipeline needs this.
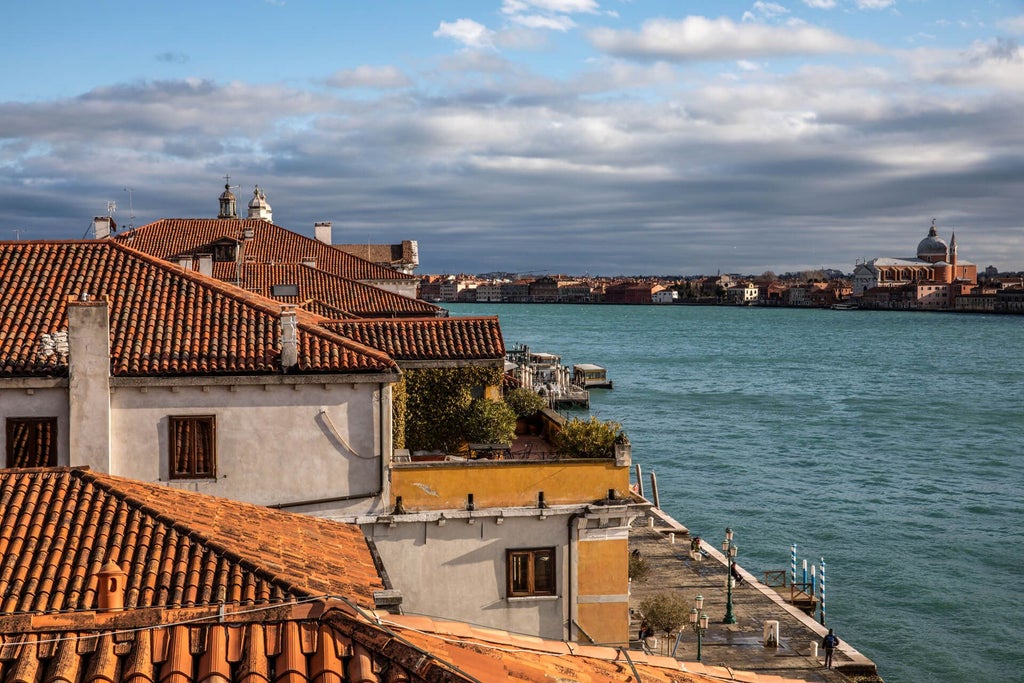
[819,557,826,626]
[802,558,808,587]
[791,544,797,587]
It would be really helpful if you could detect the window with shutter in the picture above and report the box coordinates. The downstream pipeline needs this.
[5,417,58,468]
[168,416,216,479]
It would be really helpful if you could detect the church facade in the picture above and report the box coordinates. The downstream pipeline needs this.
[852,222,977,308]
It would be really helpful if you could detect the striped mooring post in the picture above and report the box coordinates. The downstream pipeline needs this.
[790,544,797,586]
[819,557,826,625]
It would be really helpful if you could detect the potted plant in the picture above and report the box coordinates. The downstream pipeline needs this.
[554,416,623,458]
[462,398,516,446]
[637,592,688,653]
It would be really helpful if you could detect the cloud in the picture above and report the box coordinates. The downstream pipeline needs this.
[154,52,189,64]
[326,66,411,89]
[434,19,496,49]
[588,16,870,61]
[855,0,895,9]
[803,0,837,8]
[502,0,599,14]
[1000,15,1024,34]
[743,2,790,23]
[508,13,577,31]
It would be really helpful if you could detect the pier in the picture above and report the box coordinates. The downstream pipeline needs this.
[628,508,882,683]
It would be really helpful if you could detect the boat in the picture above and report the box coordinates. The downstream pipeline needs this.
[830,302,859,310]
[572,363,613,389]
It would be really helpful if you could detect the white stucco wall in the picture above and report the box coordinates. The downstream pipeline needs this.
[0,384,71,467]
[364,513,569,639]
[107,380,391,515]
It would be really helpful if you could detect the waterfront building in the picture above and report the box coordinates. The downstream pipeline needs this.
[852,221,978,307]
[725,281,759,304]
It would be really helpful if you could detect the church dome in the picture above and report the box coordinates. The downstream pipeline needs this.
[917,223,948,259]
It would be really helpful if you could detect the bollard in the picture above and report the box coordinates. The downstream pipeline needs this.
[669,532,675,544]
[647,516,655,528]
[763,620,779,647]
[810,641,819,658]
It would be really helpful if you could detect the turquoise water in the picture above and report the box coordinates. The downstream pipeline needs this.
[449,303,1024,683]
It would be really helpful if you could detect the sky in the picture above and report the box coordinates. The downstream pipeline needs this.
[2,1,1022,276]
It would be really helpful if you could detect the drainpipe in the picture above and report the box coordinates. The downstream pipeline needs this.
[567,510,584,642]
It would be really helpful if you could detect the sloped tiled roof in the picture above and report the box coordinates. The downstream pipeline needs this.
[333,243,414,265]
[224,263,442,318]
[115,219,415,282]
[322,317,505,362]
[0,468,384,614]
[0,241,397,377]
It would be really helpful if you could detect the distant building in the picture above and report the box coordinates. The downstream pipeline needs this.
[852,221,977,308]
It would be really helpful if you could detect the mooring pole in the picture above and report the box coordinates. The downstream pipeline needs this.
[634,463,644,498]
[649,471,660,509]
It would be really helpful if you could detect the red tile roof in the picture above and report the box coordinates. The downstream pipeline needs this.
[0,468,384,614]
[0,241,397,377]
[114,219,415,282]
[322,317,505,362]
[222,263,442,318]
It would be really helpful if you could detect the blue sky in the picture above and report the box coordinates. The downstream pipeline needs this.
[2,0,1022,275]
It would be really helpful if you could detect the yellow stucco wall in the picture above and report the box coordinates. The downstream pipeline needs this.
[577,601,630,645]
[577,538,628,596]
[391,460,630,510]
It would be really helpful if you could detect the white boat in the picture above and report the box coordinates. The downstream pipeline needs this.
[572,363,613,389]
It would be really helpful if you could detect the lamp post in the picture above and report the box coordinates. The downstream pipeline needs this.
[722,527,738,624]
[689,595,710,662]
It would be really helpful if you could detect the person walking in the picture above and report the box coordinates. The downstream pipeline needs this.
[822,628,840,668]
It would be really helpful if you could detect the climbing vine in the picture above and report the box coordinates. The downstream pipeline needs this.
[395,366,504,453]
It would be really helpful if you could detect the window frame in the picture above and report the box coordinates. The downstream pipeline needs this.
[5,417,58,469]
[168,415,217,480]
[506,547,557,598]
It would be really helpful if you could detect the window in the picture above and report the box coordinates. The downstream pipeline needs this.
[507,548,556,598]
[169,416,216,479]
[6,417,58,468]
[212,243,237,262]
[271,283,299,297]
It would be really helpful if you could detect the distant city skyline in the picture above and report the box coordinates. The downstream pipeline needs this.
[1,1,1022,275]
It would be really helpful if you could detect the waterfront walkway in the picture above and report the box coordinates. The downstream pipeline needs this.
[628,508,882,683]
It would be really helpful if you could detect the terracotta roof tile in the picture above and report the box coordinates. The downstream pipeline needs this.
[322,317,504,362]
[218,263,441,319]
[0,241,397,377]
[114,220,415,282]
[0,469,384,614]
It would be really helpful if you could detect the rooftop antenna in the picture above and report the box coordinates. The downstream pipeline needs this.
[123,188,135,230]
[11,229,22,240]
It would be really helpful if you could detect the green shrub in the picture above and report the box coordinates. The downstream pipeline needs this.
[503,387,547,418]
[629,552,651,582]
[462,398,517,445]
[638,592,688,636]
[554,416,623,458]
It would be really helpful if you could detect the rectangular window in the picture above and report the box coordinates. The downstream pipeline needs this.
[169,416,216,479]
[507,548,556,598]
[6,417,58,468]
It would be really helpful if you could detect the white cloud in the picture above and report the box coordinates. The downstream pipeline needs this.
[999,15,1024,34]
[743,2,791,22]
[856,0,895,9]
[509,14,577,31]
[434,19,495,49]
[588,16,870,61]
[326,66,411,89]
[502,0,599,14]
[803,0,836,8]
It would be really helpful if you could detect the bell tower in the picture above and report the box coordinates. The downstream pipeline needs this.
[218,175,238,219]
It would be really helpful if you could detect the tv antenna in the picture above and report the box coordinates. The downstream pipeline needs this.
[123,187,136,230]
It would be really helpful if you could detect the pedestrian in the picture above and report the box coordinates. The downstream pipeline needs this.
[822,628,840,668]
[731,561,744,585]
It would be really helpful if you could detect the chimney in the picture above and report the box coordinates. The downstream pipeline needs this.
[68,297,112,473]
[314,221,332,245]
[178,256,192,270]
[97,561,128,611]
[301,256,316,268]
[242,227,255,240]
[197,253,213,277]
[93,216,116,240]
[280,306,298,369]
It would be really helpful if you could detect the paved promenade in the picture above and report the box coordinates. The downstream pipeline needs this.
[628,508,883,683]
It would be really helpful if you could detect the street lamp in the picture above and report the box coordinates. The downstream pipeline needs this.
[689,595,710,661]
[722,527,738,624]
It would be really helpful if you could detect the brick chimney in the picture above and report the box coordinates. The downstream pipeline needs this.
[314,221,332,245]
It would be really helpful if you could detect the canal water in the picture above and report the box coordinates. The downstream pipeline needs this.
[448,303,1024,683]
